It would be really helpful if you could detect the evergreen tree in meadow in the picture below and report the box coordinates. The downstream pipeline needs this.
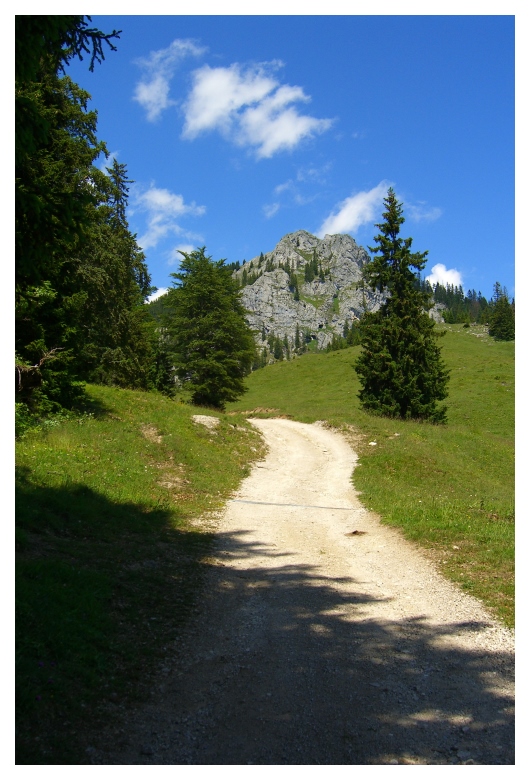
[355,189,449,423]
[488,284,515,341]
[165,248,256,409]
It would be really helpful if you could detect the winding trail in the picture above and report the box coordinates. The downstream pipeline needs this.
[95,419,514,765]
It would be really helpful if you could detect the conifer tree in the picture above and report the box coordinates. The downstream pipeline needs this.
[165,248,256,409]
[273,336,284,361]
[73,160,155,389]
[15,17,177,409]
[355,189,449,422]
[488,284,515,340]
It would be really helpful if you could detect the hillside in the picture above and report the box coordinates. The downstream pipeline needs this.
[15,387,265,763]
[228,324,515,626]
[16,325,514,762]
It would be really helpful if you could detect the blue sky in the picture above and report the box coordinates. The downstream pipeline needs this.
[66,13,515,301]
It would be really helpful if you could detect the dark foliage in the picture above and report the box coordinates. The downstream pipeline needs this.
[15,16,162,414]
[488,284,515,341]
[165,248,256,409]
[355,189,449,423]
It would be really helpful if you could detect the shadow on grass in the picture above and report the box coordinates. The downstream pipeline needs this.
[115,526,515,766]
[16,470,515,765]
[15,470,213,765]
[74,389,113,418]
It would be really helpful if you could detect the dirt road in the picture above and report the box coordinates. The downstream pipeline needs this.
[94,419,514,765]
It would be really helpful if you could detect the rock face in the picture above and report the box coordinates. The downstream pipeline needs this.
[233,230,387,351]
[429,302,448,324]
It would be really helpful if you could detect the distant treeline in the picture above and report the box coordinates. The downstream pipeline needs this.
[418,278,514,328]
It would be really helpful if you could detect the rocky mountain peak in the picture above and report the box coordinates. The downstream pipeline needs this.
[232,230,386,352]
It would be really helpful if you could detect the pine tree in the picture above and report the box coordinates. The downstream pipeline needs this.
[273,336,284,361]
[488,285,515,341]
[355,189,449,422]
[165,248,256,409]
[16,17,119,291]
[295,323,301,351]
[73,160,155,389]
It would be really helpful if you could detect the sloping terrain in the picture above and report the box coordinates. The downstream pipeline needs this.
[90,419,514,765]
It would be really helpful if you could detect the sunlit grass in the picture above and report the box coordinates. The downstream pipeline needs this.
[228,324,514,626]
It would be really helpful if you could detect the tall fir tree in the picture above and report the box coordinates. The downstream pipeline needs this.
[355,189,449,422]
[72,160,156,389]
[488,284,515,341]
[165,248,256,409]
[15,16,165,411]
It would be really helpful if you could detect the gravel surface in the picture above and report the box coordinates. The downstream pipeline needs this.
[92,419,514,765]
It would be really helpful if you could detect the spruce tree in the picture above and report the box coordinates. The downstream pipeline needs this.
[488,285,515,340]
[165,248,256,409]
[273,336,284,361]
[355,189,449,422]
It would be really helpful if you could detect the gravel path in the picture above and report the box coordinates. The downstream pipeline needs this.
[93,418,514,765]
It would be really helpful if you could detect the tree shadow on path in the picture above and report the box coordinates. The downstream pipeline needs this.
[108,527,514,766]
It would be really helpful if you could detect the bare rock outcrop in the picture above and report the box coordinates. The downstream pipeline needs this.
[233,230,386,350]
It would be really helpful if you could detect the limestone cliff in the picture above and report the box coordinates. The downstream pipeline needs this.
[233,230,386,351]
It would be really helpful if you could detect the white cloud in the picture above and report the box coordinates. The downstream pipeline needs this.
[167,243,202,266]
[426,263,463,288]
[317,181,391,237]
[263,203,280,219]
[293,192,317,206]
[132,185,205,250]
[406,202,443,222]
[296,163,331,183]
[182,62,333,158]
[274,180,293,195]
[183,63,277,137]
[169,244,197,265]
[175,243,197,257]
[134,39,206,121]
[270,164,330,213]
[238,85,333,158]
[146,287,168,303]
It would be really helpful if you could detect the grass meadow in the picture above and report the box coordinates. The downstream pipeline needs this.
[228,324,515,627]
[16,323,514,762]
[15,386,265,763]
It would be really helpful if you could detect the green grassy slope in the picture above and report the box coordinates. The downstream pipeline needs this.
[16,385,265,763]
[228,324,515,627]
